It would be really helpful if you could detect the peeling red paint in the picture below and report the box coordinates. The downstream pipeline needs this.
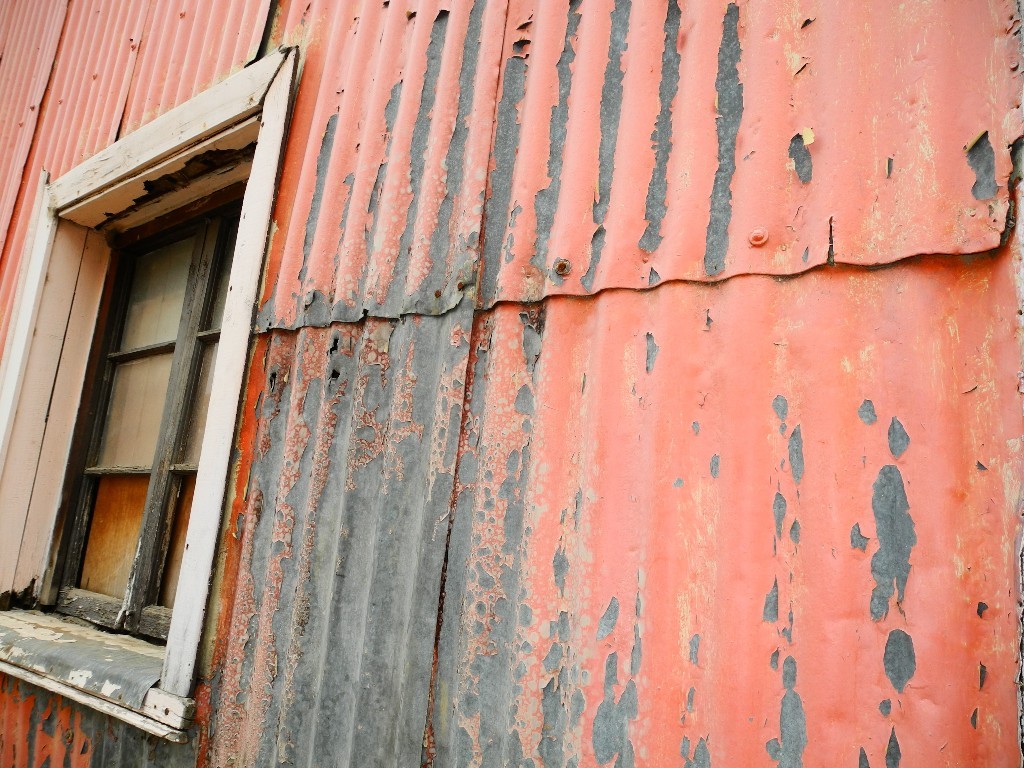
[0,0,1023,765]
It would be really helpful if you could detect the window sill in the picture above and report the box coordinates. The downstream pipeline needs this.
[0,610,193,742]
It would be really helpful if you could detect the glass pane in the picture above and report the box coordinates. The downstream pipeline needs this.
[159,475,195,608]
[182,342,217,464]
[79,475,148,598]
[119,236,194,350]
[97,354,173,467]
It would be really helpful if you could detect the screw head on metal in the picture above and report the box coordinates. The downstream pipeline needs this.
[553,258,572,276]
[748,228,769,247]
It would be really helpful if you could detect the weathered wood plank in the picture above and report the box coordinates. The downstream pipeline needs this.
[141,685,195,728]
[15,230,111,603]
[57,587,122,629]
[0,186,72,600]
[139,605,172,641]
[61,116,260,229]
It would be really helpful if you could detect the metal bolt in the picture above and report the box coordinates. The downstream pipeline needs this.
[553,258,572,276]
[748,227,769,247]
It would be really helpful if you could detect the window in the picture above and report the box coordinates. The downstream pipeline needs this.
[0,48,296,739]
[56,211,239,641]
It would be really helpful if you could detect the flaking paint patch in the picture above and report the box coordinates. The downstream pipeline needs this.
[710,454,720,477]
[870,466,916,621]
[788,426,804,484]
[689,634,700,665]
[645,332,659,373]
[966,131,997,200]
[772,395,789,422]
[851,523,868,551]
[858,400,877,425]
[860,747,871,768]
[763,578,780,622]
[882,629,916,692]
[597,596,620,640]
[553,546,569,593]
[365,82,404,269]
[592,652,638,766]
[789,520,800,544]
[885,728,901,767]
[534,0,583,273]
[887,418,909,459]
[773,492,787,539]
[584,0,632,290]
[788,133,812,183]
[879,699,891,716]
[300,113,338,284]
[765,656,807,767]
[703,3,743,276]
[684,738,712,768]
[639,0,682,252]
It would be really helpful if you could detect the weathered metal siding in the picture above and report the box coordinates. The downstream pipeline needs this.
[254,0,1023,318]
[1,0,1023,766]
[202,308,474,766]
[256,0,507,327]
[432,250,1024,765]
[0,676,195,768]
[118,0,273,135]
[0,0,66,296]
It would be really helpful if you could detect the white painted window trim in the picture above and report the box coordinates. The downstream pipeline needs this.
[0,46,296,734]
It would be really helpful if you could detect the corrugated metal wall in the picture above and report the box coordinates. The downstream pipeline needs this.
[1,0,1023,765]
[0,676,195,767]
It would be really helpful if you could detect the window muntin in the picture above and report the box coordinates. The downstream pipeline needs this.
[57,210,239,640]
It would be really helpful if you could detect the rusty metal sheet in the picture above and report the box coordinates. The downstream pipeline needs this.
[118,0,273,135]
[0,0,66,268]
[0,673,197,767]
[203,306,474,766]
[478,0,1024,304]
[432,246,1024,766]
[256,0,507,328]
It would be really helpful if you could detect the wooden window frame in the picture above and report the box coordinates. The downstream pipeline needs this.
[0,47,296,733]
[57,209,240,641]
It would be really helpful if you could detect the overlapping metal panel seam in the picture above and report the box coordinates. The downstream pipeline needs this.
[251,0,1023,330]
